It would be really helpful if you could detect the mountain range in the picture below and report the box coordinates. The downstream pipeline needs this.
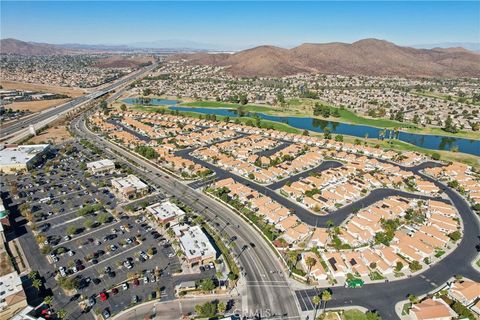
[172,39,480,78]
[2,38,480,78]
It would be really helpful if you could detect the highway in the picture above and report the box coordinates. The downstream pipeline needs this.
[0,62,157,142]
[71,116,301,319]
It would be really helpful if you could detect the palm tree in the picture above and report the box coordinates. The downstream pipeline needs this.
[287,251,298,272]
[321,290,332,314]
[56,309,67,319]
[43,296,53,306]
[28,271,38,281]
[311,295,321,320]
[305,256,317,283]
[32,278,42,291]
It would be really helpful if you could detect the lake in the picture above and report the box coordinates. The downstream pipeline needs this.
[169,106,480,156]
[123,97,179,106]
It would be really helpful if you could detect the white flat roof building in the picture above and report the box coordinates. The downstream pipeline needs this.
[87,159,115,174]
[0,144,49,173]
[0,271,27,319]
[147,201,185,223]
[111,175,148,199]
[179,225,216,266]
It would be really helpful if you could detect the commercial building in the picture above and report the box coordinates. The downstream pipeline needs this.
[111,175,148,199]
[0,144,50,173]
[0,271,28,320]
[146,201,185,224]
[178,225,217,266]
[174,281,197,294]
[86,159,115,174]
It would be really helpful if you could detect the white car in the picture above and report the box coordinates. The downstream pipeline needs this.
[123,261,132,269]
[72,266,78,273]
[59,267,66,277]
[68,250,75,257]
[122,283,128,291]
[143,276,148,284]
[110,244,117,252]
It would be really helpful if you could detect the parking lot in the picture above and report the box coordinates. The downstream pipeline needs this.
[3,140,215,318]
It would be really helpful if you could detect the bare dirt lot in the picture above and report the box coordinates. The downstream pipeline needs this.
[27,125,72,144]
[94,55,155,68]
[6,98,71,112]
[1,80,86,97]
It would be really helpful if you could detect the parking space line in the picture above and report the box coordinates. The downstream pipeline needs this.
[51,216,83,229]
[53,219,121,248]
[76,243,142,275]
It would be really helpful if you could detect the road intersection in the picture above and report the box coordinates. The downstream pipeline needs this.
[72,112,480,319]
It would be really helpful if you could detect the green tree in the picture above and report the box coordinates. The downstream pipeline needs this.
[323,127,331,140]
[217,301,227,314]
[194,301,217,318]
[365,311,382,320]
[312,295,321,320]
[394,261,404,272]
[431,152,441,160]
[32,278,42,291]
[448,231,461,241]
[56,309,67,320]
[200,278,216,292]
[120,104,127,111]
[83,219,94,229]
[66,226,77,236]
[98,213,110,224]
[408,294,418,304]
[409,261,422,272]
[44,296,54,306]
[335,134,344,142]
[28,271,39,280]
[321,290,332,313]
[305,256,317,283]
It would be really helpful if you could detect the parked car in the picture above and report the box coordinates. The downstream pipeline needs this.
[99,292,108,301]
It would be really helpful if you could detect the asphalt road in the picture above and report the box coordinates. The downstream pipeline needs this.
[71,116,302,319]
[72,110,479,319]
[0,63,157,141]
[296,167,480,318]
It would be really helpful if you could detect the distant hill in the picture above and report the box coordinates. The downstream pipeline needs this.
[0,38,215,55]
[0,38,72,55]
[172,39,480,78]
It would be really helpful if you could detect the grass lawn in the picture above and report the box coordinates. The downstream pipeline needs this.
[343,310,374,320]
[435,250,445,258]
[336,108,416,129]
[131,104,480,169]
[411,90,480,106]
[368,271,385,281]
[476,259,480,268]
[180,101,275,113]
[401,303,412,316]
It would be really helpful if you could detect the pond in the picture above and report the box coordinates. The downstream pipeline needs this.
[169,106,480,156]
[122,98,179,106]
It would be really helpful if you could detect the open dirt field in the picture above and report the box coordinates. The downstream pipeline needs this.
[6,98,71,112]
[1,80,86,97]
[27,125,72,144]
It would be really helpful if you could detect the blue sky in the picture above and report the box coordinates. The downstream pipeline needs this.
[1,1,479,49]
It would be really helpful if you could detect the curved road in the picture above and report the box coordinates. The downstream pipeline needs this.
[296,165,480,318]
[71,116,301,319]
[73,111,479,319]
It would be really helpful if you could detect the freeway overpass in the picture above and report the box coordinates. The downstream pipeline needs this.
[0,62,157,143]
